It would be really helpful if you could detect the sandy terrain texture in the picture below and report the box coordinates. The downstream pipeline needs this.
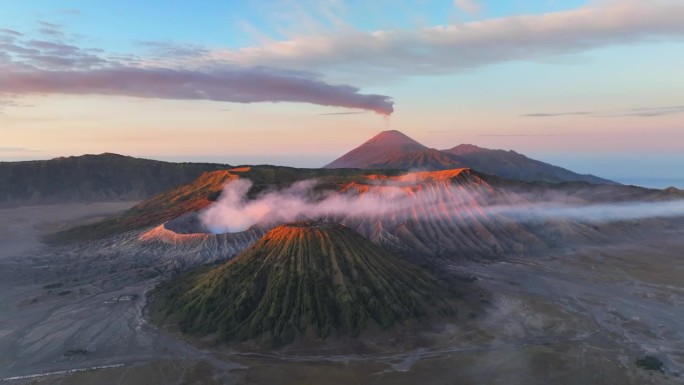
[0,202,139,260]
[0,203,682,384]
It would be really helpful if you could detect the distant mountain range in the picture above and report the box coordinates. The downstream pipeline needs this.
[325,130,615,185]
[0,153,228,206]
[0,131,636,208]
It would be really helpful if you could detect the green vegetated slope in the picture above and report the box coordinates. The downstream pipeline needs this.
[152,222,466,346]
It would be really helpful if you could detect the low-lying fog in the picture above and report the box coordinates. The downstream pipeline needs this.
[200,178,684,234]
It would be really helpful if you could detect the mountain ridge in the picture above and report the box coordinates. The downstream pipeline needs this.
[325,130,615,185]
[441,144,614,185]
[0,153,231,206]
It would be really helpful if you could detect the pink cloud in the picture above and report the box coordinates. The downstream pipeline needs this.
[0,67,394,115]
[0,28,394,115]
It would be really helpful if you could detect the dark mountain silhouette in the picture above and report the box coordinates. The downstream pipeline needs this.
[151,222,466,346]
[442,144,613,184]
[324,130,615,184]
[0,153,229,206]
[2,132,616,209]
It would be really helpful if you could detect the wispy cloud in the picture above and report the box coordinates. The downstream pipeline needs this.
[0,147,37,152]
[605,105,684,118]
[0,99,33,114]
[523,105,684,118]
[0,28,22,37]
[453,0,481,15]
[136,41,210,58]
[38,27,65,38]
[522,112,593,118]
[0,34,107,69]
[59,9,80,16]
[478,134,569,137]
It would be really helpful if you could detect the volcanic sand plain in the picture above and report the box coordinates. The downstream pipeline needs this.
[0,203,682,384]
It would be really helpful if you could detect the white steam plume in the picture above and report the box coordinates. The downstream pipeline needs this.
[199,179,416,233]
[199,178,684,234]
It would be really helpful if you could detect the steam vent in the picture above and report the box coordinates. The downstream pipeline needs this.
[152,221,466,346]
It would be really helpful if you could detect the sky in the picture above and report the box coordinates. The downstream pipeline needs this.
[1,0,683,188]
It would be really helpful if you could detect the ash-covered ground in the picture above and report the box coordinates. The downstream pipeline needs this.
[0,203,682,384]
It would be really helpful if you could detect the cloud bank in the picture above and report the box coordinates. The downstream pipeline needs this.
[3,1,683,116]
[204,1,684,77]
[0,67,394,115]
[0,29,394,115]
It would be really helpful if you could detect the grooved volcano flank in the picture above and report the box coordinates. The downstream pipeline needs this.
[152,222,463,346]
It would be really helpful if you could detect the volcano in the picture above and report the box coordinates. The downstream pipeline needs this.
[324,130,461,170]
[325,130,614,184]
[152,222,467,346]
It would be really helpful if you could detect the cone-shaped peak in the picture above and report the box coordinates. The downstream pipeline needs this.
[363,130,427,149]
[152,221,465,346]
[324,130,430,169]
